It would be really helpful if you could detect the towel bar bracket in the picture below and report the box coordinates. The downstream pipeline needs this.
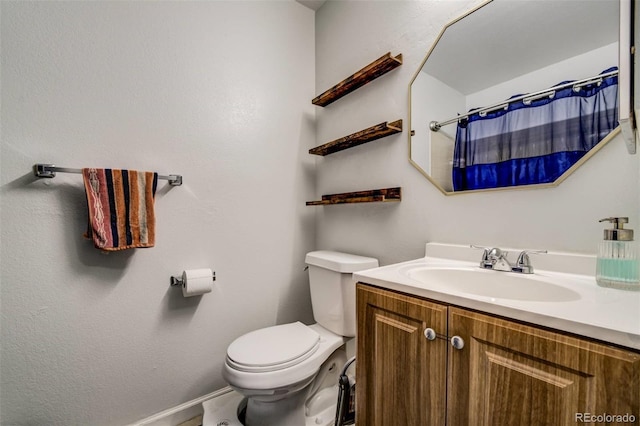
[168,175,182,186]
[33,163,183,186]
[34,164,57,178]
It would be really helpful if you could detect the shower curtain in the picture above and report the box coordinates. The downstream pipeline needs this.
[452,67,619,191]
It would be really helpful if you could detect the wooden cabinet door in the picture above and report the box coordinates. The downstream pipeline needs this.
[447,307,640,426]
[356,283,448,426]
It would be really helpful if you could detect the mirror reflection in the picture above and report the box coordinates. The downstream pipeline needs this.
[409,0,621,194]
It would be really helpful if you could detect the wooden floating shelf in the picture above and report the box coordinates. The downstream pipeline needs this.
[312,52,403,107]
[306,187,401,206]
[309,120,403,156]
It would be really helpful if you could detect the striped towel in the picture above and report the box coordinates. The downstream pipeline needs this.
[82,168,158,251]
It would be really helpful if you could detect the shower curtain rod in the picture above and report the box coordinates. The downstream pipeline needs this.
[429,69,618,132]
[33,164,183,186]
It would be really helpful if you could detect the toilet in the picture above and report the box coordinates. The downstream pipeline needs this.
[215,250,378,426]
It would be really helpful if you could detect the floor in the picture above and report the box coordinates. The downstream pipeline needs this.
[177,415,203,426]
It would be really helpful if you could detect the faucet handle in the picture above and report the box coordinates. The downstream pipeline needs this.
[470,245,491,267]
[516,249,548,265]
[470,244,489,253]
[515,250,547,273]
[488,247,506,259]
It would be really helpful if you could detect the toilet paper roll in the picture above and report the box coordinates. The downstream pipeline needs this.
[181,268,213,297]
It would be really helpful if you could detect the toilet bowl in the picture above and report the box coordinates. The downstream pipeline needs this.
[223,323,345,393]
[219,323,348,426]
[215,251,378,426]
[203,345,348,426]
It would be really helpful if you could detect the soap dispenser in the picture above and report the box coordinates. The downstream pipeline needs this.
[596,217,640,291]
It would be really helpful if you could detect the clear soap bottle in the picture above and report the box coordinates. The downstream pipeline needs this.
[596,217,640,291]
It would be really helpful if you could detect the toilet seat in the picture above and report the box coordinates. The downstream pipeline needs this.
[223,323,347,392]
[226,322,320,373]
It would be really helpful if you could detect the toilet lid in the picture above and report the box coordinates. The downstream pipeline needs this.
[226,322,320,373]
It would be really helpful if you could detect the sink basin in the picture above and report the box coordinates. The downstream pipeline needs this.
[404,266,581,302]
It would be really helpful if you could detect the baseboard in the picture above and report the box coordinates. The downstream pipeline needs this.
[128,387,234,426]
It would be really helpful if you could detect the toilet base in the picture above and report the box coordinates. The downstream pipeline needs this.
[202,388,337,426]
[202,390,244,426]
[245,386,308,426]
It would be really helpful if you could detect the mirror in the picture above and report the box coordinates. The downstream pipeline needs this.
[409,0,635,195]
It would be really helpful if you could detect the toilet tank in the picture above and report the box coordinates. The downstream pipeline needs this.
[305,251,379,337]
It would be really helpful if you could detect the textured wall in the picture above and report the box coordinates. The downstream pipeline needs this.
[0,2,315,425]
[2,1,639,424]
[314,0,640,266]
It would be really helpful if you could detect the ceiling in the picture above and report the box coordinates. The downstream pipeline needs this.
[296,0,327,11]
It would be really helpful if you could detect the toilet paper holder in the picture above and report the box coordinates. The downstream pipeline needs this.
[170,271,216,287]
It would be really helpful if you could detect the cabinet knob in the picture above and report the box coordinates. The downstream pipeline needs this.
[450,335,465,350]
[424,328,436,341]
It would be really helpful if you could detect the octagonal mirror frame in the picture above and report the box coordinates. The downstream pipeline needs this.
[408,0,634,196]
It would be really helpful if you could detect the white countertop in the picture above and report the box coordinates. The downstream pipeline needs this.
[353,243,640,351]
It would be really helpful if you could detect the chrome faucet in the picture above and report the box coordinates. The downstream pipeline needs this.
[488,248,513,272]
[471,245,547,274]
[512,250,548,274]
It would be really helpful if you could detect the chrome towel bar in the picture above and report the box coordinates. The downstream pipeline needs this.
[33,164,182,186]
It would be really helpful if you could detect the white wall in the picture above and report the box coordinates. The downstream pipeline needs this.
[411,72,463,174]
[0,1,315,425]
[315,0,639,266]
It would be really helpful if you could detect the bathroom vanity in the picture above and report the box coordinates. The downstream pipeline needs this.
[353,244,640,426]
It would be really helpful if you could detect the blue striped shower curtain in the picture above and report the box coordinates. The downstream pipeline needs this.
[452,67,619,191]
